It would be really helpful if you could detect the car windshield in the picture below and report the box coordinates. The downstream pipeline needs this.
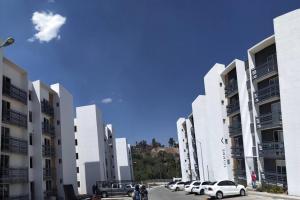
[184,181,191,185]
[193,182,200,186]
[202,181,211,185]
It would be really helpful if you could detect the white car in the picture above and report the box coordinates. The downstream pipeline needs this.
[191,181,211,195]
[184,181,201,193]
[204,180,246,199]
[169,181,186,191]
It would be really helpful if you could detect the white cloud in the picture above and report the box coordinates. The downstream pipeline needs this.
[28,11,66,43]
[101,98,113,104]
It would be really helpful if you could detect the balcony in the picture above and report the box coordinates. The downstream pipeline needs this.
[231,146,244,158]
[3,195,30,200]
[0,168,28,183]
[258,142,285,159]
[1,135,28,155]
[256,112,282,130]
[2,109,27,128]
[2,81,27,105]
[251,54,278,81]
[42,122,55,137]
[225,79,238,98]
[41,100,54,117]
[261,171,287,186]
[254,83,280,105]
[43,168,55,179]
[42,145,55,157]
[226,103,240,116]
[229,123,242,137]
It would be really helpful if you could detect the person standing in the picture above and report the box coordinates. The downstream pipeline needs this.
[92,184,97,195]
[132,185,141,200]
[140,185,148,200]
[251,171,257,189]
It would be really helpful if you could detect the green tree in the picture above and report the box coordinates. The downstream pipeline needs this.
[168,137,175,147]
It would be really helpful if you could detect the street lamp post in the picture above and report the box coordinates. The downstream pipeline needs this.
[0,37,15,49]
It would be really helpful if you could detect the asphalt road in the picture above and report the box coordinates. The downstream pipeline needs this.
[148,186,289,200]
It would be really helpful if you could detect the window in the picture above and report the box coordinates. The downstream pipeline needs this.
[221,100,224,105]
[219,82,222,87]
[56,102,59,107]
[29,111,33,122]
[77,167,79,173]
[59,158,62,164]
[75,139,78,146]
[227,181,236,186]
[1,155,9,168]
[30,134,33,145]
[46,180,52,191]
[223,119,226,124]
[0,184,9,198]
[29,91,32,101]
[109,135,112,139]
[217,181,226,186]
[227,159,230,165]
[225,139,228,144]
[57,120,60,125]
[77,181,80,187]
[76,153,79,159]
[58,139,61,145]
[74,126,77,132]
[30,157,33,168]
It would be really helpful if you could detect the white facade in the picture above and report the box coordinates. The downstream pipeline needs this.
[115,138,134,181]
[177,9,300,196]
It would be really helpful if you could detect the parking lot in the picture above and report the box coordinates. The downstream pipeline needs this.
[148,186,291,200]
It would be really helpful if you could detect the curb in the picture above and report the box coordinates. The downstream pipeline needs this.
[248,191,300,200]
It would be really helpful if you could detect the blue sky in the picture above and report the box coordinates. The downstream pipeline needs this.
[1,1,300,145]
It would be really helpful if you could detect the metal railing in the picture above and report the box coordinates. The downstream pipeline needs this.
[228,123,242,137]
[0,167,28,183]
[261,171,287,186]
[225,79,238,97]
[231,146,244,158]
[226,103,240,116]
[41,100,54,116]
[254,83,280,104]
[43,168,55,179]
[252,54,278,81]
[1,135,28,155]
[2,81,27,105]
[256,112,282,130]
[258,142,285,158]
[42,122,55,137]
[42,145,55,157]
[2,109,27,128]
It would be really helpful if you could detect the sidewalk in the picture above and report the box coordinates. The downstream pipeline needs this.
[248,190,300,200]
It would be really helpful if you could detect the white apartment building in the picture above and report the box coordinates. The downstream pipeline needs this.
[177,9,300,196]
[104,124,117,181]
[0,52,77,199]
[115,138,134,182]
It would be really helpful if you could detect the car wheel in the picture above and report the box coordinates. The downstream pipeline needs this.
[240,189,246,196]
[200,189,204,195]
[216,191,223,199]
[101,191,108,198]
[175,187,179,191]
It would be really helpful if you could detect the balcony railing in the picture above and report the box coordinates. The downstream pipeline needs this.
[42,122,55,137]
[261,171,287,186]
[43,168,55,179]
[231,146,244,158]
[229,123,242,137]
[2,195,30,200]
[3,82,27,105]
[41,100,54,116]
[226,103,240,116]
[1,135,28,155]
[252,54,278,81]
[0,168,28,183]
[225,79,238,97]
[256,112,282,130]
[254,83,280,104]
[258,142,285,159]
[42,145,55,157]
[2,109,27,128]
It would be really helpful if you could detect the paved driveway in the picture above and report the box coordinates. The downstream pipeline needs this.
[148,186,290,200]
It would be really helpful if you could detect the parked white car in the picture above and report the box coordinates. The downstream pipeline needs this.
[184,181,201,193]
[169,181,186,191]
[204,180,246,199]
[191,181,211,195]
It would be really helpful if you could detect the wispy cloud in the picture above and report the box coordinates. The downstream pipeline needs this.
[28,11,66,43]
[101,98,113,104]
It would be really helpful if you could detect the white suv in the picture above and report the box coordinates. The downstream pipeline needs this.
[191,181,211,195]
[184,181,200,193]
[204,180,246,199]
[169,181,185,191]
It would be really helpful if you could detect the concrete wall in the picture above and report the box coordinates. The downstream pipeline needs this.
[274,9,300,196]
[115,138,133,181]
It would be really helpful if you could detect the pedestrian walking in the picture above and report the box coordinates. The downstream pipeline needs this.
[251,171,257,189]
[132,185,141,200]
[140,185,148,200]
